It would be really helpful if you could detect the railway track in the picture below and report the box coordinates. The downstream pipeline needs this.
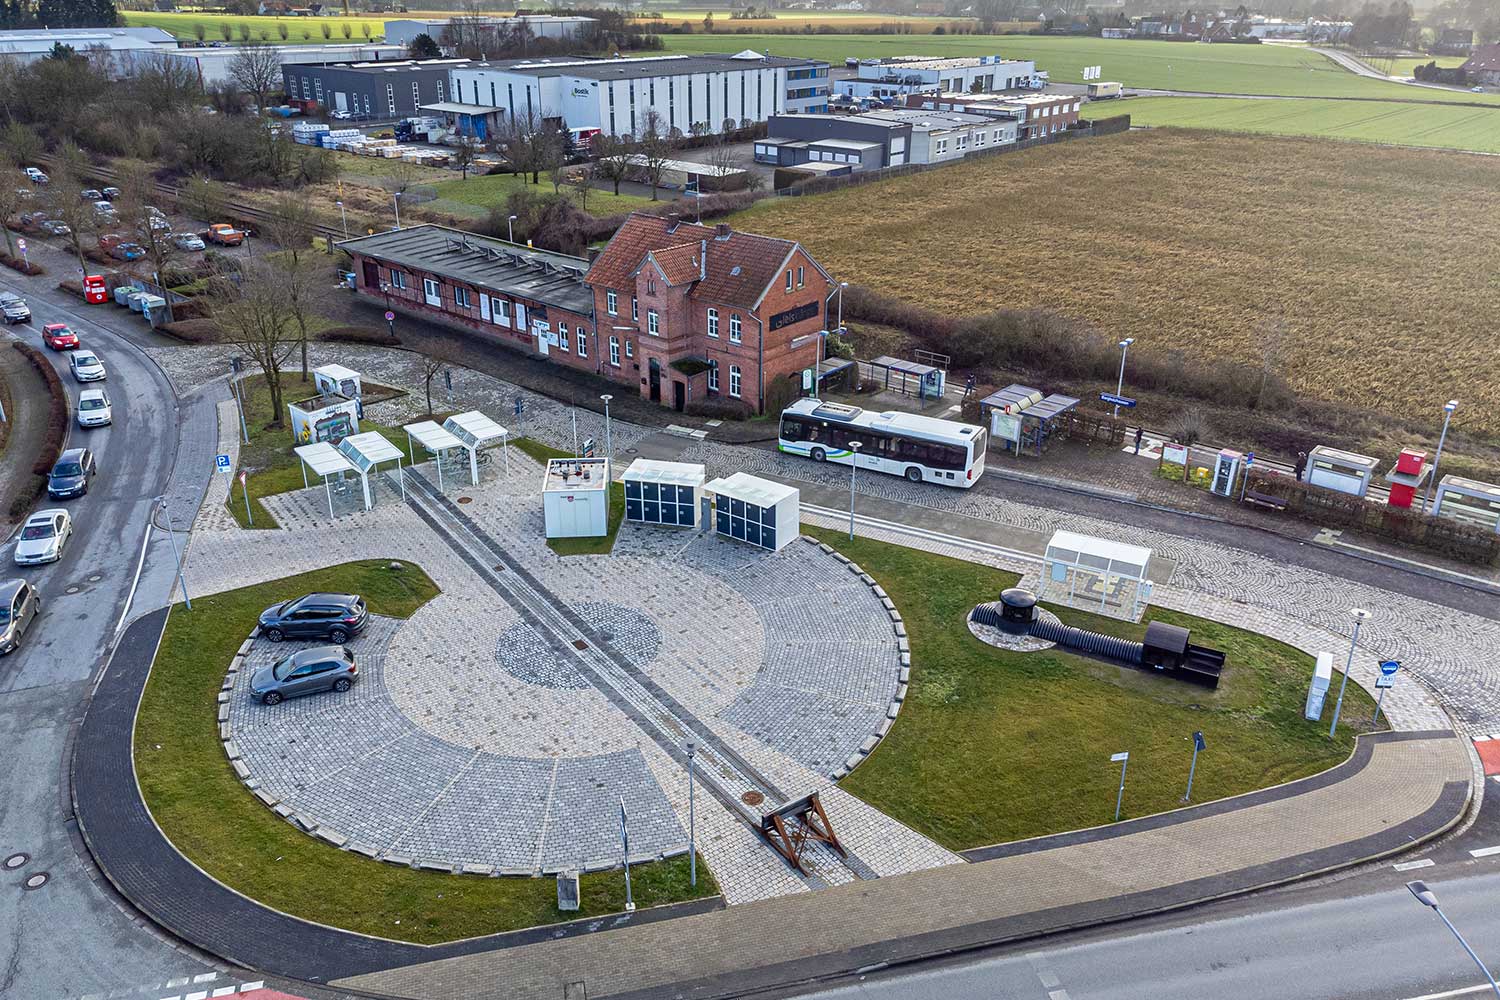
[395,465,877,889]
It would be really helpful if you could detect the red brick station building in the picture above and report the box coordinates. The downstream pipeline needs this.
[338,214,836,414]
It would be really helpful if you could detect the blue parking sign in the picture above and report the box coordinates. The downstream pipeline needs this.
[215,453,231,473]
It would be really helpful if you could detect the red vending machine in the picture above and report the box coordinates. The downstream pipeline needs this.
[83,274,107,304]
[1383,448,1429,509]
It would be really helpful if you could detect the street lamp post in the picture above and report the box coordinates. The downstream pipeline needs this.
[686,739,697,888]
[1113,337,1136,419]
[155,494,191,610]
[508,214,518,243]
[848,441,863,541]
[1407,881,1500,999]
[600,394,613,463]
[1422,399,1459,513]
[837,281,848,335]
[392,191,402,230]
[335,199,348,239]
[1329,608,1372,739]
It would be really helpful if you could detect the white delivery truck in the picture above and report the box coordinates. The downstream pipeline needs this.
[1087,81,1123,99]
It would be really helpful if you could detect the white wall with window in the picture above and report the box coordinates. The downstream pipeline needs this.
[707,308,719,338]
[729,364,742,398]
[729,313,742,343]
[609,336,620,366]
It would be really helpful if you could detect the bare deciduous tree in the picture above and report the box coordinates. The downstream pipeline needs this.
[566,163,593,212]
[451,135,479,180]
[592,133,632,196]
[261,193,326,382]
[420,356,444,416]
[0,167,27,255]
[209,256,297,426]
[43,169,97,276]
[227,41,281,113]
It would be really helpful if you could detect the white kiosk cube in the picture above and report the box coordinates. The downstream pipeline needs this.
[704,473,799,552]
[623,459,705,528]
[542,457,610,539]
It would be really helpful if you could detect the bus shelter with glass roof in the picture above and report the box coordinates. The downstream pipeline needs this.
[443,410,510,484]
[337,431,406,509]
[293,441,358,519]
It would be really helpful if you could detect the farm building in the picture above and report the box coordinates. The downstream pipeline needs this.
[0,26,176,69]
[1463,44,1500,86]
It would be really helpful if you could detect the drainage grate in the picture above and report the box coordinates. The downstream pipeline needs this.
[458,496,473,504]
[23,872,48,890]
[3,854,27,870]
[741,790,765,807]
[572,639,589,651]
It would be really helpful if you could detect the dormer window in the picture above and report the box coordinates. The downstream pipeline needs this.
[647,277,657,294]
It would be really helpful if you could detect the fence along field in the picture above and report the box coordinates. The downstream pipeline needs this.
[734,129,1500,437]
[1104,97,1500,154]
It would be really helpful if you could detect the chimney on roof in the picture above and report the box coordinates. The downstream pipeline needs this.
[666,212,680,233]
[700,239,707,281]
[714,223,730,240]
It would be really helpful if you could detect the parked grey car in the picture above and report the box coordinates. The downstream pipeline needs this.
[0,292,29,324]
[0,579,42,655]
[249,646,358,705]
[258,592,367,643]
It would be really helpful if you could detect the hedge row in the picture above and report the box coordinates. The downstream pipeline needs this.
[0,252,43,276]
[319,325,400,346]
[9,342,68,518]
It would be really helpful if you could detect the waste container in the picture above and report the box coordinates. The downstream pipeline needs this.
[1305,651,1333,721]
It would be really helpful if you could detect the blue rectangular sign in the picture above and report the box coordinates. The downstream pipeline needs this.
[1193,731,1206,752]
[1099,392,1137,408]
[215,453,231,472]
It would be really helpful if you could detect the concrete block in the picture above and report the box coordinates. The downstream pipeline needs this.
[216,703,230,722]
[220,676,235,690]
[292,813,318,832]
[418,860,452,873]
[901,651,911,667]
[243,778,260,791]
[216,691,230,705]
[273,803,293,819]
[872,585,887,599]
[860,736,878,754]
[899,667,910,683]
[898,637,910,653]
[819,543,835,554]
[834,553,850,564]
[845,753,863,771]
[253,789,278,808]
[231,759,250,780]
[832,767,848,780]
[504,865,539,876]
[860,573,876,586]
[219,723,232,740]
[384,854,413,867]
[847,562,863,576]
[881,597,896,611]
[316,828,348,849]
[887,703,900,719]
[895,683,908,702]
[223,740,241,761]
[349,843,380,859]
[878,718,893,738]
[238,639,254,655]
[462,863,494,876]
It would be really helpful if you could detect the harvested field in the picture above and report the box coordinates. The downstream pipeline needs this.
[733,129,1500,438]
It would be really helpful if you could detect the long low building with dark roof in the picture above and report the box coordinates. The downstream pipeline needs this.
[339,214,838,415]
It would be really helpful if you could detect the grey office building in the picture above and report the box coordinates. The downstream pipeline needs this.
[283,58,472,119]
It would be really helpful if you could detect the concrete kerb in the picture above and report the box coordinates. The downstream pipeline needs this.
[802,534,907,781]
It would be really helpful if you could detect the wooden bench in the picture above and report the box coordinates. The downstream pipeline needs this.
[1243,489,1288,512]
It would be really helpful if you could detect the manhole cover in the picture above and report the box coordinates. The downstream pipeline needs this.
[65,586,79,595]
[572,639,589,651]
[458,496,473,504]
[741,791,765,807]
[88,574,102,582]
[3,854,27,870]
[626,448,639,455]
[23,872,48,890]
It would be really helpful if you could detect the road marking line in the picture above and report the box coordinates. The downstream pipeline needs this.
[1402,985,1496,1000]
[115,502,156,637]
[192,975,217,984]
[238,983,265,993]
[1393,859,1435,871]
[1468,845,1500,858]
[212,990,237,998]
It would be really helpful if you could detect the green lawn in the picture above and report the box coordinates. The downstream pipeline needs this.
[1106,97,1500,154]
[123,10,385,43]
[228,372,410,529]
[661,34,1500,104]
[431,172,652,220]
[134,560,718,943]
[805,528,1382,849]
[515,437,626,555]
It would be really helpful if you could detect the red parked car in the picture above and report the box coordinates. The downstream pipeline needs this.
[42,323,79,350]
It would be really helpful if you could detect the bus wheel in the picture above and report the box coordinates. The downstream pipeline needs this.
[905,467,922,483]
[811,448,826,462]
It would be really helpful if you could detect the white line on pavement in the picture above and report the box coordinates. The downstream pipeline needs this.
[1401,985,1496,1000]
[1468,846,1500,858]
[1393,859,1436,871]
[115,506,154,637]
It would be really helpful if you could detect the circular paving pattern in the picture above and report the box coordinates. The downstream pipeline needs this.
[224,517,905,875]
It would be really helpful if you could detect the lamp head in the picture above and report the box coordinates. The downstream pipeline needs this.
[1119,337,1135,348]
[1407,880,1439,908]
[1446,399,1459,412]
[1350,607,1371,622]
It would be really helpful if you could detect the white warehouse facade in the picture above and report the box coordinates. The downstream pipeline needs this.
[835,54,1040,101]
[450,50,830,138]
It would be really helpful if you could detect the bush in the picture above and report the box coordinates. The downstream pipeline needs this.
[0,252,43,275]
[10,343,67,518]
[686,398,753,420]
[160,319,220,343]
[318,325,400,346]
[57,279,82,296]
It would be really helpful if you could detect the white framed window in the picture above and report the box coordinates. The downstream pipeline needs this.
[625,339,633,358]
[729,313,742,343]
[707,308,719,338]
[495,298,511,326]
[729,364,742,398]
[422,277,441,307]
[974,130,985,147]
[606,290,617,315]
[631,296,638,321]
[454,287,471,308]
[411,81,420,108]
[647,277,656,294]
[609,336,620,366]
[785,270,792,291]
[796,266,804,288]
[708,360,719,392]
[386,83,395,115]
[315,79,323,100]
[577,330,587,358]
[936,139,948,155]
[559,324,570,352]
[436,78,444,102]
[647,309,659,336]
[389,269,406,289]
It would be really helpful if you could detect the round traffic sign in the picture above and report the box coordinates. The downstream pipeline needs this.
[384,311,395,321]
[1379,660,1401,676]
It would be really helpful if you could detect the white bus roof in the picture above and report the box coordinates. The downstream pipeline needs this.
[783,398,982,443]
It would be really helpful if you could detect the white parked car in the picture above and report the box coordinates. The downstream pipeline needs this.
[14,509,72,566]
[69,350,106,382]
[174,232,206,252]
[77,388,111,427]
[24,166,48,184]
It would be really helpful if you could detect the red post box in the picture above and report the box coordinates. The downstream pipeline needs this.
[83,274,107,304]
[1384,448,1428,509]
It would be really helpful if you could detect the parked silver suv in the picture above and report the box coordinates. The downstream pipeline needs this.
[0,579,41,655]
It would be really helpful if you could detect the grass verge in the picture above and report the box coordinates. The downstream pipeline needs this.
[515,437,626,556]
[133,559,718,943]
[804,527,1381,850]
[432,172,651,218]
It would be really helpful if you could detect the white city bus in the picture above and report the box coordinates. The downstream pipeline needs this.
[778,399,987,488]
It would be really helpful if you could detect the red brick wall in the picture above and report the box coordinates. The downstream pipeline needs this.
[743,246,827,412]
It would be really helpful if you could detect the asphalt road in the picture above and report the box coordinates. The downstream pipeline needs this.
[0,266,216,999]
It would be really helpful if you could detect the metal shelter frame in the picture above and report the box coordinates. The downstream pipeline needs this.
[866,355,944,400]
[402,420,466,492]
[293,442,358,519]
[1038,529,1154,621]
[337,431,406,510]
[443,410,510,484]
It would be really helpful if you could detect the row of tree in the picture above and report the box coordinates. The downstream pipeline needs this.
[0,0,118,29]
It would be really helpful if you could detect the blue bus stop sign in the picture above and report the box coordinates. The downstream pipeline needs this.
[1380,660,1401,676]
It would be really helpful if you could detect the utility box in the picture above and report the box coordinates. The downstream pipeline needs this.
[543,458,610,539]
[288,392,361,445]
[1305,651,1333,721]
[556,870,580,911]
[1211,449,1243,497]
[623,459,705,528]
[314,363,363,402]
[703,473,800,552]
[1383,448,1430,509]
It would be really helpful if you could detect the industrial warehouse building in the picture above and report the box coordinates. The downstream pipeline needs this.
[449,51,830,137]
[835,54,1039,101]
[758,107,1019,170]
[170,43,405,87]
[283,58,471,118]
[904,92,1081,139]
[0,26,176,70]
[339,214,836,414]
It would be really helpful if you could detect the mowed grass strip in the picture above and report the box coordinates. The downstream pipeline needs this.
[660,33,1500,103]
[1105,96,1500,153]
[515,437,626,555]
[134,559,717,943]
[734,129,1500,435]
[803,528,1380,849]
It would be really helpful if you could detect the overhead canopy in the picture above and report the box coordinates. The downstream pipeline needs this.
[443,410,508,449]
[339,431,403,473]
[980,384,1043,413]
[294,441,356,478]
[704,472,797,508]
[1044,529,1152,582]
[404,420,464,453]
[870,355,939,380]
[1025,394,1080,422]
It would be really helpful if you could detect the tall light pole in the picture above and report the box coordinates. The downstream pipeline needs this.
[508,214,518,243]
[1329,607,1371,739]
[1113,337,1135,419]
[155,494,191,610]
[686,739,697,888]
[1423,399,1459,513]
[836,280,847,334]
[848,441,863,541]
[335,198,348,239]
[392,190,402,230]
[600,394,613,463]
[1407,881,1500,999]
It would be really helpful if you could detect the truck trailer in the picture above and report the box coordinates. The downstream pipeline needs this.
[1087,81,1123,99]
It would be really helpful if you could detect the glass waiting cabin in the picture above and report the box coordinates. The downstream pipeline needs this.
[1432,475,1500,534]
